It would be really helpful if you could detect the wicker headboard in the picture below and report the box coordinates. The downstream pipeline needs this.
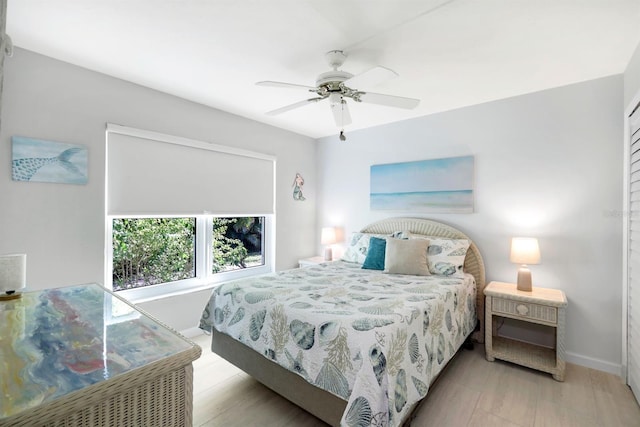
[360,217,486,343]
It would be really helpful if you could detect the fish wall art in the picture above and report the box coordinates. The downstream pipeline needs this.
[11,136,88,185]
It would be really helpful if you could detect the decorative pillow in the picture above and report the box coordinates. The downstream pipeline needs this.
[362,237,387,270]
[383,238,430,276]
[425,238,470,277]
[341,232,389,264]
[391,230,411,239]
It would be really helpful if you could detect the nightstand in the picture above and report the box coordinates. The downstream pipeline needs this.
[298,256,326,267]
[484,281,568,381]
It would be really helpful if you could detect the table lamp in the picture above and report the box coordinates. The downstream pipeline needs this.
[509,238,540,292]
[0,253,27,300]
[321,227,338,261]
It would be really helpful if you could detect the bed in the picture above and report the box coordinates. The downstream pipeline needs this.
[199,218,486,426]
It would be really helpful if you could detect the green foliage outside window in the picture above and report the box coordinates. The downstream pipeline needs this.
[212,217,263,273]
[112,218,196,291]
[112,216,264,291]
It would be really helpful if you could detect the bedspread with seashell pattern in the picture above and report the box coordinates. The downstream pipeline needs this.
[199,261,476,427]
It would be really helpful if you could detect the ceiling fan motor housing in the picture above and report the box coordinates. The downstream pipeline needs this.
[315,70,353,88]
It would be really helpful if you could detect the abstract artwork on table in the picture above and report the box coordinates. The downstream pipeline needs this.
[11,136,88,184]
[0,284,193,418]
[370,155,474,213]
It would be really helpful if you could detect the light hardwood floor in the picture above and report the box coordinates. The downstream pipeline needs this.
[191,334,640,426]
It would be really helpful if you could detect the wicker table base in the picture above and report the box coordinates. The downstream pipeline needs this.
[6,363,194,427]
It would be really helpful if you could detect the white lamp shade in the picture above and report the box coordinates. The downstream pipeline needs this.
[0,254,27,293]
[510,238,541,265]
[321,227,337,245]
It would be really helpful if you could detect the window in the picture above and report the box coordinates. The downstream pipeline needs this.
[105,124,276,303]
[108,215,270,302]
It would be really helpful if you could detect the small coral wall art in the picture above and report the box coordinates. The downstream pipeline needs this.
[11,136,88,185]
[292,172,306,201]
[370,155,474,213]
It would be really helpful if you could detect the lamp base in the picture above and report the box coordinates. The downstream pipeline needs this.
[516,266,532,292]
[324,247,333,262]
[0,291,22,301]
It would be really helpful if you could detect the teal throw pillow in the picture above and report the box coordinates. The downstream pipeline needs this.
[362,237,386,270]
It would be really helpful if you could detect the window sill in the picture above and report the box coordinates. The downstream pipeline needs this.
[120,282,217,304]
[117,264,272,304]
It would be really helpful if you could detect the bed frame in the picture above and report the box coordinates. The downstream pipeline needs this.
[210,217,486,426]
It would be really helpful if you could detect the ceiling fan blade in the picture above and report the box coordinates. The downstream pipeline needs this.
[358,91,420,109]
[256,81,317,91]
[343,66,398,89]
[331,100,352,128]
[265,97,325,116]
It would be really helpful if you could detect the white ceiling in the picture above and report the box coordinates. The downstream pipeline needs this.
[7,0,640,139]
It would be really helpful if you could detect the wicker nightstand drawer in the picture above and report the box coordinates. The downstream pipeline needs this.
[492,297,558,325]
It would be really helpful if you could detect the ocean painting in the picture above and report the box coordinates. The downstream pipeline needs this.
[370,155,474,213]
[12,136,88,184]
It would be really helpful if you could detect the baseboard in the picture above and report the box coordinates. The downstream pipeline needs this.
[179,326,205,338]
[566,351,621,377]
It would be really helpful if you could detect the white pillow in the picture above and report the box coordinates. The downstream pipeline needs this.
[425,238,470,277]
[383,238,430,276]
[341,232,388,264]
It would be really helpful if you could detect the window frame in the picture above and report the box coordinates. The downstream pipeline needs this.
[105,214,274,303]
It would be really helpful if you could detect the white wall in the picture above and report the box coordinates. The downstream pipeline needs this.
[317,76,624,372]
[0,48,317,331]
[624,41,640,108]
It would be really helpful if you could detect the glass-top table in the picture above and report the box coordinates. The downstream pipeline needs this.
[0,283,201,425]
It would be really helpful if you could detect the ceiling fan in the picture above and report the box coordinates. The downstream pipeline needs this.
[256,50,420,136]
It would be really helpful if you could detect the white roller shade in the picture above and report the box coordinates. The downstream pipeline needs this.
[106,125,275,216]
[628,104,640,405]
